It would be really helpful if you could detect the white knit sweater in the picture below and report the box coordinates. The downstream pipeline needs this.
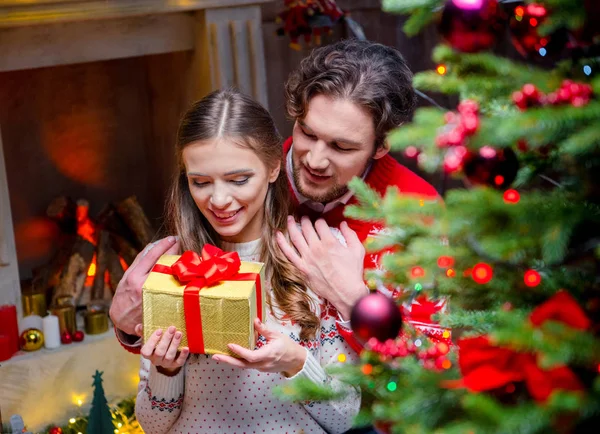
[135,238,360,434]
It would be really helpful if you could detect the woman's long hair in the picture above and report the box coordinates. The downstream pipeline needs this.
[165,89,319,340]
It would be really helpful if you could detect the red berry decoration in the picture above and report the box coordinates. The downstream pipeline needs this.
[73,330,85,342]
[512,83,544,110]
[509,3,567,59]
[443,145,468,173]
[350,293,403,343]
[49,427,63,434]
[61,331,72,344]
[463,146,519,189]
[439,0,504,53]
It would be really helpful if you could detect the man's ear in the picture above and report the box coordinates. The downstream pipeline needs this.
[269,161,281,183]
[373,140,391,160]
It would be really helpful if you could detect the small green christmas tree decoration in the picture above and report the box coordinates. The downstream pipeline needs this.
[87,371,115,434]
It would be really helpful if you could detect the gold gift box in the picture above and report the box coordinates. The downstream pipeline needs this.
[142,255,266,356]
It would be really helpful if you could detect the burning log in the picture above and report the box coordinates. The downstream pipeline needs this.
[31,233,77,293]
[46,196,77,233]
[33,195,150,308]
[76,199,97,245]
[115,196,155,249]
[106,246,125,291]
[91,230,110,301]
[52,236,95,306]
[110,233,138,266]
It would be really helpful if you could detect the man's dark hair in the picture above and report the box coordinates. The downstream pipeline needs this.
[285,39,417,148]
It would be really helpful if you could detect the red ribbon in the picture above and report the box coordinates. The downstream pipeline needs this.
[151,244,262,354]
[450,291,587,401]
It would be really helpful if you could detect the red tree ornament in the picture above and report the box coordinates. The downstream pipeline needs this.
[524,270,542,287]
[49,427,63,434]
[61,331,72,344]
[472,262,493,284]
[509,3,567,58]
[439,0,504,53]
[463,146,519,189]
[350,293,403,343]
[503,189,520,204]
[73,330,85,342]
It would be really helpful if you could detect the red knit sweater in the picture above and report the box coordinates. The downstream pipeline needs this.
[283,137,447,352]
[283,137,439,261]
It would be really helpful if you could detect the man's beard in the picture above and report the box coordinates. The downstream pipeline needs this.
[292,160,348,204]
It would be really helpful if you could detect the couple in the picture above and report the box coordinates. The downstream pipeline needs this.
[110,39,439,433]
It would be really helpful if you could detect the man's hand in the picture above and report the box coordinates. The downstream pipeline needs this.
[276,216,367,320]
[109,236,180,336]
[212,319,307,377]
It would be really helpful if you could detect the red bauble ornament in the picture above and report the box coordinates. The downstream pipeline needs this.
[509,3,567,58]
[350,293,403,343]
[503,189,520,204]
[73,330,85,342]
[472,262,493,284]
[49,427,63,434]
[524,269,542,287]
[463,146,519,189]
[439,0,504,53]
[61,331,72,344]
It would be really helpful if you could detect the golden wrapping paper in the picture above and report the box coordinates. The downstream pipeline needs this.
[22,292,47,317]
[50,305,76,335]
[85,310,109,334]
[142,255,266,356]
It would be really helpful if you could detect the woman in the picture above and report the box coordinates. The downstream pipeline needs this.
[135,89,360,433]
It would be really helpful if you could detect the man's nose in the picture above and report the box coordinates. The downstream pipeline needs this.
[306,140,329,171]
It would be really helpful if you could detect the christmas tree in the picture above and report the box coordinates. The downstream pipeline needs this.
[279,1,600,432]
[87,371,115,434]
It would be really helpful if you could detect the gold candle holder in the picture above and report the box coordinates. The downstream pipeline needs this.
[50,305,76,335]
[22,292,47,317]
[85,309,109,335]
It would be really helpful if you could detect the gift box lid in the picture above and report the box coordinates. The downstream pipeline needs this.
[144,255,264,299]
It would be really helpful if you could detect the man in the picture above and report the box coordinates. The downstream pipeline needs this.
[110,39,442,352]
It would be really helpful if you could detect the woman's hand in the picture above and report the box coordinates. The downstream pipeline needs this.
[212,319,307,377]
[141,326,189,376]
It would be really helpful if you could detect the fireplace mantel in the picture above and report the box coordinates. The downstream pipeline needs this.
[0,0,272,309]
[0,0,272,27]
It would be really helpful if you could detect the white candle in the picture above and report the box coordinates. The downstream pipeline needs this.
[19,314,43,333]
[42,314,61,349]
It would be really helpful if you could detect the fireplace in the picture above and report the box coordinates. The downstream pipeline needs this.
[0,0,272,317]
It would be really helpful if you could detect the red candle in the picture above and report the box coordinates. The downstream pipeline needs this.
[0,305,19,355]
[0,334,13,361]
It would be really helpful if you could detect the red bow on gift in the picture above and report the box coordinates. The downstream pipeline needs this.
[452,290,587,402]
[170,245,241,288]
[152,244,261,354]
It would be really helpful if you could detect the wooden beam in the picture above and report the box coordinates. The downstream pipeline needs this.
[0,0,274,28]
[0,13,195,72]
